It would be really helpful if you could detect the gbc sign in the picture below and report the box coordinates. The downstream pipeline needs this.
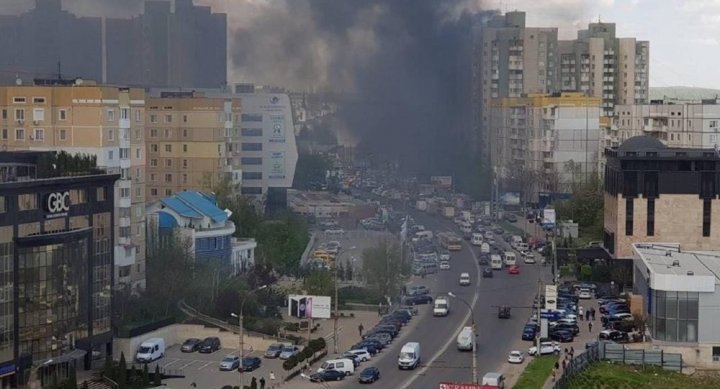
[44,192,70,215]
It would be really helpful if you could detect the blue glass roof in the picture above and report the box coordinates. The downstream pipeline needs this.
[160,197,203,219]
[175,191,228,223]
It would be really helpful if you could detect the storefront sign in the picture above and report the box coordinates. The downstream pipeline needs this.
[43,191,70,218]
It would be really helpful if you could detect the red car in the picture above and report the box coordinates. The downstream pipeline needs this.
[508,265,520,274]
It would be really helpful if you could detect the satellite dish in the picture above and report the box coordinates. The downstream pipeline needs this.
[15,78,22,86]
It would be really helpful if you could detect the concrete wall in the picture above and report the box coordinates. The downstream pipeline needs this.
[699,291,720,343]
[113,324,276,361]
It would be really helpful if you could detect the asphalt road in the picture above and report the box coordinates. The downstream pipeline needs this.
[327,195,552,389]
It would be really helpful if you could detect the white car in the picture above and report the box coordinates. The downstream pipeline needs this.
[507,350,524,364]
[440,251,451,261]
[523,252,536,264]
[528,341,560,356]
[345,349,371,362]
[440,261,451,270]
[578,288,593,299]
[459,272,471,286]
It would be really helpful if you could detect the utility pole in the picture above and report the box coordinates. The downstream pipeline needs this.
[536,278,543,354]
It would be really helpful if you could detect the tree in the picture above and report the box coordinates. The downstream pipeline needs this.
[303,269,334,297]
[362,239,407,298]
[118,353,127,389]
[153,365,161,386]
[145,228,196,315]
[553,177,604,240]
[142,364,149,386]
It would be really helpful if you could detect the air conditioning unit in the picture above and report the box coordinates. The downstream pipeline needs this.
[17,120,24,125]
[33,120,39,125]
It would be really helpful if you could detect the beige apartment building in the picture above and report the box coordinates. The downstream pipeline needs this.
[0,79,147,292]
[145,91,242,202]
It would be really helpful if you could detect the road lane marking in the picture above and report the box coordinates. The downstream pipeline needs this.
[178,360,197,369]
[161,359,181,368]
[197,361,213,370]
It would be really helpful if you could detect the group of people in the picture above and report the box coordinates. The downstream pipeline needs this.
[551,347,575,382]
[577,306,596,321]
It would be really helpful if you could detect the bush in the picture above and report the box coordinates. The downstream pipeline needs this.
[580,264,593,281]
[283,322,300,332]
[315,337,326,350]
[245,318,282,336]
[302,347,314,360]
[296,351,306,363]
[283,355,298,371]
[339,286,384,305]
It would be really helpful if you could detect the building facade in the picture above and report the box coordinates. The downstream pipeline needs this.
[144,91,242,202]
[490,93,601,195]
[632,243,720,369]
[0,81,146,292]
[0,151,118,387]
[604,136,720,258]
[146,191,256,274]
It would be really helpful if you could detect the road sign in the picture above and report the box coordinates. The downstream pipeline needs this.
[439,383,484,389]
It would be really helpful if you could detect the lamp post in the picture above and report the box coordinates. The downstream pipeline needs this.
[334,246,356,354]
[448,292,477,384]
[231,284,267,389]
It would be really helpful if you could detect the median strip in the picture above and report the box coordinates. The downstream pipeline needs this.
[514,355,560,389]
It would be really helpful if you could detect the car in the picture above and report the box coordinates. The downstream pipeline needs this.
[264,343,284,358]
[352,343,379,356]
[404,294,433,305]
[507,350,524,364]
[219,355,240,371]
[550,330,574,343]
[239,356,262,372]
[528,341,561,356]
[508,265,520,275]
[365,333,392,345]
[578,288,593,299]
[478,255,489,265]
[439,261,451,270]
[553,323,580,335]
[180,338,202,353]
[522,328,536,341]
[482,268,494,278]
[279,345,300,360]
[459,272,471,286]
[310,370,345,382]
[198,337,221,353]
[340,354,361,368]
[440,251,451,261]
[408,285,431,296]
[555,318,577,326]
[357,339,385,351]
[523,253,536,264]
[599,329,630,342]
[346,349,372,362]
[358,366,380,383]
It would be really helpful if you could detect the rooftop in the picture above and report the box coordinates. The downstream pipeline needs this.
[159,191,228,224]
[632,243,720,292]
[607,136,720,159]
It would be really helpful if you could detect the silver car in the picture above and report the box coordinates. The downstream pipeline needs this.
[219,355,240,371]
[264,343,284,358]
[279,345,300,360]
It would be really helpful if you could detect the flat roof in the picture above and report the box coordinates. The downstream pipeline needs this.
[632,243,720,292]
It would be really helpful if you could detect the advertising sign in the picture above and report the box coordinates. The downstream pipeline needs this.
[269,114,286,143]
[268,151,286,179]
[542,209,557,229]
[288,295,331,319]
[438,383,483,389]
[500,192,520,206]
[430,176,452,189]
[43,191,70,219]
[545,285,558,311]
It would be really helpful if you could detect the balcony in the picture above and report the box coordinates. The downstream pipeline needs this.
[119,216,131,228]
[114,245,136,267]
[119,197,131,208]
[119,118,130,129]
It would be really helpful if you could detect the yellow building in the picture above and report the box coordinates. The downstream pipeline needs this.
[0,79,147,291]
[145,91,242,201]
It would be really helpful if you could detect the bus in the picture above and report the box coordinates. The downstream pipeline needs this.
[439,232,463,251]
[503,251,517,266]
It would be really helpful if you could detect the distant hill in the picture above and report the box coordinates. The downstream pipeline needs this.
[649,86,720,101]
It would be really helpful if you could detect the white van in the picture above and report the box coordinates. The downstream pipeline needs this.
[398,342,421,370]
[471,233,483,246]
[503,252,517,266]
[490,254,503,270]
[516,242,529,252]
[480,242,490,254]
[433,296,450,316]
[456,326,474,351]
[318,358,355,375]
[136,338,165,363]
[482,372,506,388]
[511,235,523,249]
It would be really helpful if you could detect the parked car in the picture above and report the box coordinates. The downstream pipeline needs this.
[507,350,524,364]
[198,337,220,353]
[279,345,300,360]
[239,357,262,372]
[264,343,285,358]
[219,355,240,371]
[522,327,537,341]
[550,330,574,343]
[310,370,345,382]
[553,323,580,335]
[404,294,433,305]
[599,329,630,342]
[358,366,380,383]
[345,349,372,362]
[407,285,430,296]
[578,288,593,299]
[365,333,392,345]
[180,338,202,353]
[528,341,560,356]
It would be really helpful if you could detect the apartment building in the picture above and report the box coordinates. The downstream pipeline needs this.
[559,22,650,117]
[0,80,146,292]
[490,93,601,196]
[144,91,242,202]
[612,100,720,149]
[603,136,720,258]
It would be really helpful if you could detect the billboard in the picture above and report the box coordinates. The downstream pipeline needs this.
[268,151,286,179]
[430,176,452,189]
[269,114,286,143]
[542,209,557,229]
[500,192,520,206]
[538,192,571,209]
[288,295,331,319]
[545,285,558,311]
[438,383,483,389]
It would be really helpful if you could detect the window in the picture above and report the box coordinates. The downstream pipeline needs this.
[135,109,142,122]
[97,187,107,201]
[120,108,129,120]
[12,97,26,103]
[164,144,172,152]
[703,199,711,237]
[0,196,5,213]
[106,109,115,122]
[150,188,158,196]
[183,129,188,137]
[714,347,720,362]
[165,114,172,123]
[165,159,172,167]
[1,109,7,119]
[183,114,188,123]
[18,194,37,210]
[1,128,7,139]
[182,174,188,183]
[33,128,44,141]
[58,109,67,121]
[242,172,263,180]
[647,199,655,236]
[119,226,130,238]
[108,150,114,160]
[15,109,24,121]
[32,97,45,104]
[150,144,158,152]
[119,148,129,159]
[242,143,263,151]
[165,189,172,196]
[241,128,263,137]
[108,129,114,141]
[625,198,634,236]
[15,128,24,140]
[32,108,44,121]
[241,113,263,122]
[242,157,262,165]
[150,114,157,123]
[182,159,188,168]
[164,129,171,138]
[70,189,87,204]
[150,159,158,167]
[150,129,158,138]
[183,144,188,152]
[711,121,718,128]
[651,290,698,343]
[120,188,130,198]
[165,174,172,183]
[150,173,156,181]
[59,129,67,141]
[136,148,141,158]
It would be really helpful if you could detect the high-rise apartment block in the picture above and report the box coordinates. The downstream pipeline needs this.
[0,0,227,88]
[490,93,601,196]
[144,91,242,202]
[0,80,147,292]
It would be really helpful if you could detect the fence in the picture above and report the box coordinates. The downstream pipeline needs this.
[115,316,176,338]
[554,341,683,388]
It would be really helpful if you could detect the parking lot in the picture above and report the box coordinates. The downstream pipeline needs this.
[148,344,287,389]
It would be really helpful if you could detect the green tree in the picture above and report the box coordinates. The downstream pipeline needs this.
[362,240,407,298]
[254,213,309,275]
[142,364,149,385]
[553,177,604,240]
[117,353,127,389]
[303,268,334,297]
[153,365,161,386]
[145,228,195,315]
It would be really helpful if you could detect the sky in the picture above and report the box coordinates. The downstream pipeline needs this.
[0,0,718,89]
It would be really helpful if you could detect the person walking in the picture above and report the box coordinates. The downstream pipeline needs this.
[570,346,574,358]
[562,359,567,370]
[578,306,584,321]
[260,377,266,389]
[588,321,593,332]
[591,307,596,321]
[552,368,557,382]
[586,309,591,321]
[358,323,364,337]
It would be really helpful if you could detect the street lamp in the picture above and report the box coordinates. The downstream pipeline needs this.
[334,246,356,354]
[231,284,267,389]
[448,292,477,384]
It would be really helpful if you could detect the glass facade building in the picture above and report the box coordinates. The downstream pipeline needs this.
[650,290,699,343]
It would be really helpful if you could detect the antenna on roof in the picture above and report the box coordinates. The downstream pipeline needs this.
[57,61,62,80]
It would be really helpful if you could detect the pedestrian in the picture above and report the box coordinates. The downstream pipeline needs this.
[555,361,560,371]
[269,371,275,381]
[358,323,364,337]
[378,303,382,317]
[591,307,596,321]
[562,359,567,370]
[552,368,557,382]
[588,321,593,332]
[570,346,574,357]
[578,306,584,321]
[564,347,568,356]
[260,377,266,389]
[586,309,590,321]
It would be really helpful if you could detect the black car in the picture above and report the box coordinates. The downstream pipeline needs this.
[239,357,261,372]
[478,255,489,266]
[340,353,361,368]
[198,337,221,353]
[180,338,202,353]
[375,324,400,335]
[310,370,345,382]
[550,330,574,343]
[482,268,493,278]
[364,333,392,345]
[522,328,536,341]
[358,339,384,351]
[358,367,380,384]
[404,295,433,305]
[352,343,379,355]
[553,323,580,335]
